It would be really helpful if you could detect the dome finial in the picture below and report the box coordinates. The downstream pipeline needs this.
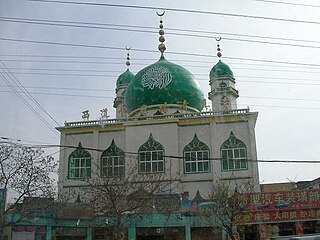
[157,10,166,56]
[215,37,222,59]
[125,46,131,69]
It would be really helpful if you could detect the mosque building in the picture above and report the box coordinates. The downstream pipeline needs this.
[55,13,260,240]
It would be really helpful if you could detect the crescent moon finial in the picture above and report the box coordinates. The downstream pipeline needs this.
[216,37,222,59]
[156,10,165,17]
[125,46,131,68]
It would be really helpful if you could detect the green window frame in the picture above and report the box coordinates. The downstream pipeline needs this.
[220,132,247,171]
[68,142,91,179]
[138,134,165,174]
[184,134,210,174]
[101,139,125,178]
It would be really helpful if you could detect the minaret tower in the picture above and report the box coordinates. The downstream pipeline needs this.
[208,39,239,112]
[113,48,135,118]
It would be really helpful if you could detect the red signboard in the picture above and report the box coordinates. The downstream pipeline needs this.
[234,209,320,224]
[258,224,268,240]
[295,221,303,235]
[236,189,320,212]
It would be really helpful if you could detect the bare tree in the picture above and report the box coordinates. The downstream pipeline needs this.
[0,141,57,218]
[81,159,180,240]
[197,179,256,240]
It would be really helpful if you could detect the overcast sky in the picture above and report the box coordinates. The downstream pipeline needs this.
[0,0,319,184]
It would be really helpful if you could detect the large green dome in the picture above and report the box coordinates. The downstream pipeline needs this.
[116,69,135,86]
[209,60,234,80]
[124,56,204,114]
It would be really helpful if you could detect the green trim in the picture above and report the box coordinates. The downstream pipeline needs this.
[183,134,211,174]
[100,139,125,178]
[138,133,165,174]
[67,142,92,179]
[220,132,248,172]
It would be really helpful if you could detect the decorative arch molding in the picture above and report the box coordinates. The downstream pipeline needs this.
[138,133,165,173]
[220,132,248,171]
[68,142,91,179]
[101,139,125,178]
[183,134,210,174]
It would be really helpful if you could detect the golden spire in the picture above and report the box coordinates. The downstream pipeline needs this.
[125,46,131,68]
[216,37,222,59]
[157,10,166,55]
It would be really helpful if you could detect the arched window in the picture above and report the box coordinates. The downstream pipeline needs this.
[101,139,125,178]
[220,132,247,171]
[184,134,210,173]
[139,134,164,173]
[219,81,227,89]
[68,142,91,179]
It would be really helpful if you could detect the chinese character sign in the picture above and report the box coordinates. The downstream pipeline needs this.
[236,189,320,212]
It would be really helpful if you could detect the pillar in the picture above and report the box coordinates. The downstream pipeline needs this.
[87,225,92,240]
[185,225,191,240]
[46,225,51,240]
[128,227,136,240]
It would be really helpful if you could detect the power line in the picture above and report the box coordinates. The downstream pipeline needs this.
[2,71,320,87]
[2,89,320,109]
[0,84,114,92]
[0,64,60,137]
[1,36,319,67]
[1,16,320,49]
[0,16,317,45]
[255,0,320,8]
[2,59,320,71]
[0,136,56,145]
[2,72,320,87]
[2,65,320,75]
[15,142,320,164]
[2,54,320,68]
[24,0,320,25]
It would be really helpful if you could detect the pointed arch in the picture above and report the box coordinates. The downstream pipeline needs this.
[220,132,247,171]
[138,133,165,173]
[101,139,125,177]
[183,134,210,173]
[68,142,91,179]
[219,81,227,89]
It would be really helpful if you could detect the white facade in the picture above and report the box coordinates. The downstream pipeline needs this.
[57,108,260,200]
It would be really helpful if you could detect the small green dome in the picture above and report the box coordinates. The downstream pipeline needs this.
[116,69,135,86]
[209,60,234,80]
[124,56,204,114]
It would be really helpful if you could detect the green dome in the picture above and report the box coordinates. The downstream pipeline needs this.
[209,60,234,80]
[116,69,135,86]
[124,56,204,113]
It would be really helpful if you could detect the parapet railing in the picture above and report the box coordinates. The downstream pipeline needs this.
[64,108,250,127]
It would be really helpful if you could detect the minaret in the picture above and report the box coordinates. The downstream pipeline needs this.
[113,48,135,118]
[208,39,239,112]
